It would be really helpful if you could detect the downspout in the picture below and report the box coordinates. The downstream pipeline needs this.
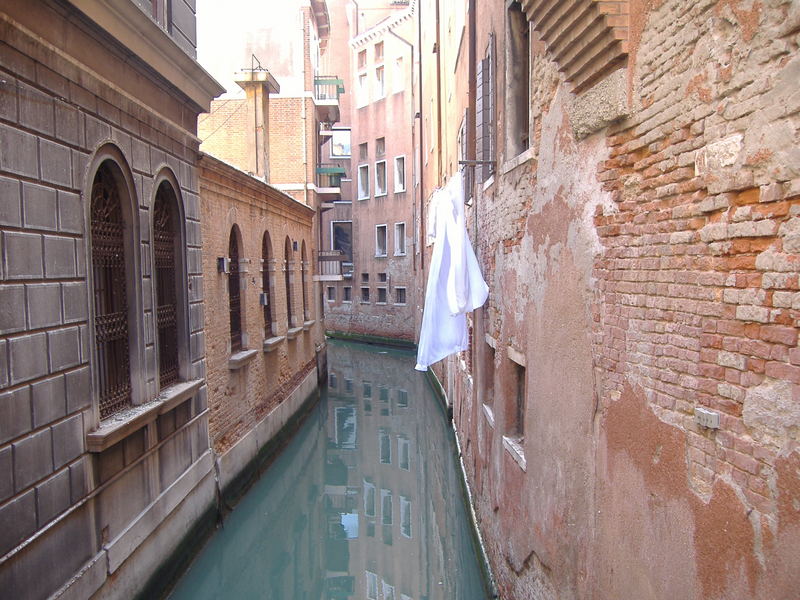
[302,12,309,209]
[434,0,443,185]
[417,0,425,272]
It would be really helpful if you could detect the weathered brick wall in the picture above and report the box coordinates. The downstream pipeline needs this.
[442,0,800,598]
[199,98,249,171]
[199,157,321,453]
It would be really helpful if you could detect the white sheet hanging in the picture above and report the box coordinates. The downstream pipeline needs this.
[415,171,489,371]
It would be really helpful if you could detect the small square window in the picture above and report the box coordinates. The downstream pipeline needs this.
[362,273,369,283]
[327,286,336,301]
[376,137,385,158]
[377,287,387,303]
[331,129,351,158]
[359,142,368,161]
[395,287,406,305]
[361,287,370,303]
[378,272,387,282]
[343,286,352,302]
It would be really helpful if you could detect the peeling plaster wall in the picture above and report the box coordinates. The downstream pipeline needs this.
[441,0,800,598]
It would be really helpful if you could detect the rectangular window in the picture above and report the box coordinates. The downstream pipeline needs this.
[358,164,370,199]
[393,57,404,93]
[383,581,396,600]
[364,480,376,516]
[376,137,385,158]
[394,156,406,192]
[394,222,406,255]
[374,41,384,63]
[330,129,351,157]
[511,361,525,437]
[375,65,385,99]
[378,272,387,282]
[358,72,368,106]
[359,142,368,161]
[327,286,335,301]
[366,571,378,600]
[361,287,370,303]
[358,49,367,70]
[345,378,353,394]
[375,161,387,196]
[363,381,372,398]
[379,431,391,465]
[375,224,387,257]
[331,220,353,262]
[394,287,406,305]
[377,287,387,303]
[477,34,496,182]
[506,2,530,157]
[343,286,352,302]
[398,435,410,470]
[400,496,411,538]
[381,488,392,523]
[361,272,369,283]
[396,389,408,408]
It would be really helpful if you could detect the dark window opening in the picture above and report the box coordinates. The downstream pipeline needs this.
[506,2,530,157]
[262,232,274,336]
[285,237,294,328]
[91,163,132,419]
[153,182,179,388]
[229,229,242,351]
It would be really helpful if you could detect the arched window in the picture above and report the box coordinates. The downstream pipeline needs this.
[153,181,180,388]
[229,227,242,351]
[285,236,294,328]
[262,231,274,336]
[91,163,132,418]
[301,241,309,322]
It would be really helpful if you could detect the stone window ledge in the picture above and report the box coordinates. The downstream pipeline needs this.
[229,349,258,370]
[87,379,203,452]
[263,336,285,352]
[303,319,315,331]
[482,403,495,428]
[286,326,303,340]
[502,435,526,471]
[501,147,534,176]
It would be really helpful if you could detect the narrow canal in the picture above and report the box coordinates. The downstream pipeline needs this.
[168,339,491,600]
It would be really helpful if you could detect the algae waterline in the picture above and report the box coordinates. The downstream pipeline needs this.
[168,339,491,599]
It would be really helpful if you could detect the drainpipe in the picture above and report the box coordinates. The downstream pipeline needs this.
[417,0,425,272]
[387,27,416,272]
[302,12,309,209]
[434,0,442,185]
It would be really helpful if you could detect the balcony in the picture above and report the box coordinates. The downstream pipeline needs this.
[314,75,344,124]
[314,250,346,282]
[316,163,346,206]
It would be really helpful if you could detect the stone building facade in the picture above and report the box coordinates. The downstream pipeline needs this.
[0,1,224,598]
[420,0,800,598]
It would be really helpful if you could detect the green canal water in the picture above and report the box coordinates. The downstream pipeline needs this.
[168,339,491,600]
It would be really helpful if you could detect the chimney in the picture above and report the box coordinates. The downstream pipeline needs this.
[235,69,280,181]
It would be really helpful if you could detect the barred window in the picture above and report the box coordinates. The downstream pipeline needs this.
[229,228,242,351]
[153,182,179,388]
[91,163,132,418]
[285,237,294,328]
[301,241,309,321]
[262,232,274,336]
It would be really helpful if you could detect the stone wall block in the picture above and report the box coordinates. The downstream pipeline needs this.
[79,324,89,365]
[189,302,203,333]
[71,149,89,188]
[47,326,81,372]
[139,208,151,243]
[0,175,22,226]
[190,331,204,363]
[52,413,84,469]
[0,284,26,334]
[75,238,86,278]
[54,99,83,148]
[187,247,202,275]
[13,428,53,491]
[26,282,62,329]
[0,340,7,388]
[31,375,66,428]
[43,235,76,278]
[69,455,90,503]
[0,123,39,178]
[0,386,32,444]
[144,311,153,346]
[62,281,88,323]
[189,275,203,303]
[142,278,153,311]
[0,489,36,557]
[131,137,150,174]
[9,332,47,385]
[3,231,43,280]
[35,63,70,99]
[84,114,111,150]
[57,190,83,234]
[0,445,12,502]
[35,467,70,526]
[18,81,55,136]
[186,219,200,247]
[110,127,132,164]
[0,76,18,122]
[22,182,58,231]
[40,139,73,188]
[184,192,199,220]
[65,366,91,414]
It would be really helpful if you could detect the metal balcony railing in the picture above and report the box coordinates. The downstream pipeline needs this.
[317,163,346,188]
[314,76,345,101]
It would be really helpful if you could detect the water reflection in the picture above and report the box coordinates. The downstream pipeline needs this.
[169,340,489,600]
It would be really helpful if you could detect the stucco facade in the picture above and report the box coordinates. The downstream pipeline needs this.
[420,0,800,598]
